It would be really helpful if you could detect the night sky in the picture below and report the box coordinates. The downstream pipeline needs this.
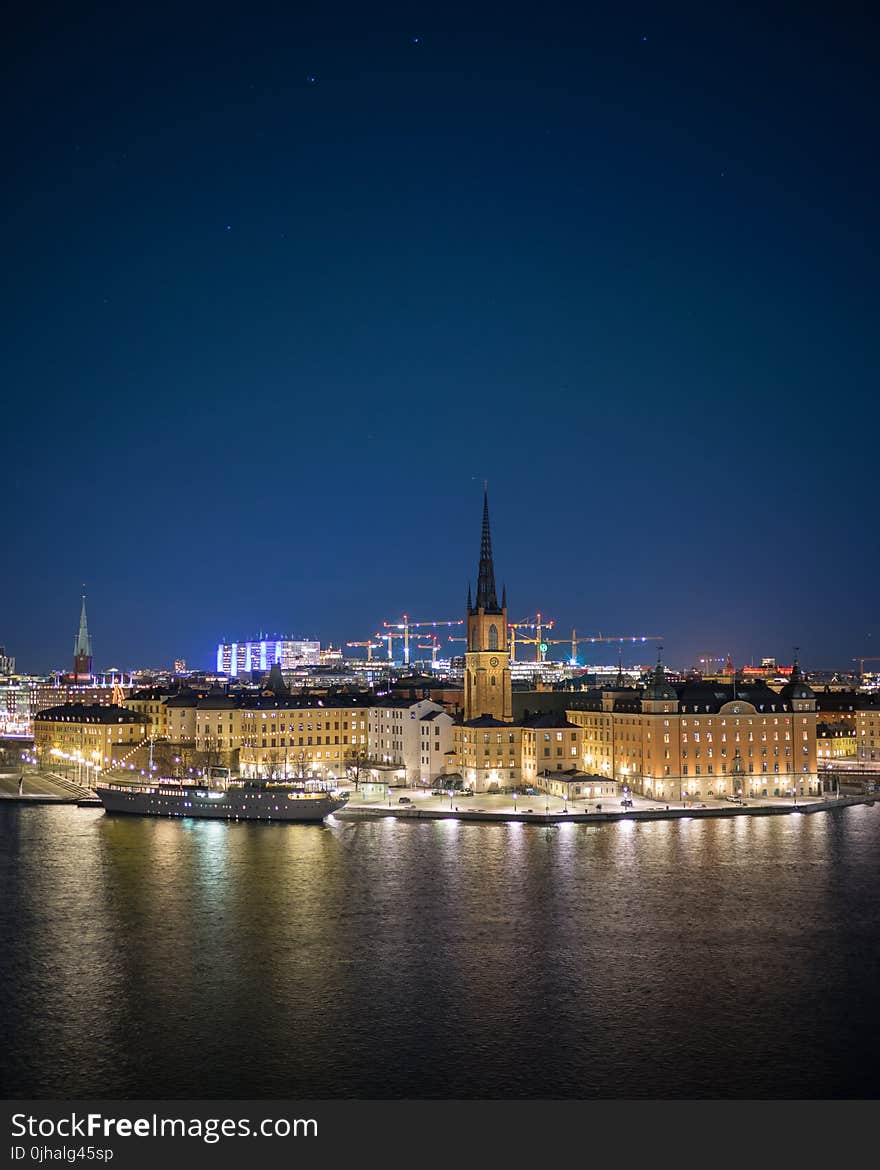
[3,2,877,674]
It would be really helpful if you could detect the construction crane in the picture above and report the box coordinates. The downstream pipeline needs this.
[568,630,664,666]
[345,640,383,662]
[375,630,401,660]
[414,638,442,668]
[383,615,465,666]
[509,614,554,662]
[519,628,664,665]
[450,616,662,665]
[853,657,880,679]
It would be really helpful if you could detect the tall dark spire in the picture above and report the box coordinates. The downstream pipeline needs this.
[73,589,93,679]
[74,591,92,658]
[475,488,498,611]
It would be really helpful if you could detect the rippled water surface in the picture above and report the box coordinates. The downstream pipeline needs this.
[1,805,878,1098]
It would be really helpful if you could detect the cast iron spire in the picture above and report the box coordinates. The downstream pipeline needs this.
[74,590,92,658]
[475,488,498,611]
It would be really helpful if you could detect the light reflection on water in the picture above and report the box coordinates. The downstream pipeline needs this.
[1,804,879,1098]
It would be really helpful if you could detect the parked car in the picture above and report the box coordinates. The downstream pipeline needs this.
[620,798,634,808]
[398,796,412,805]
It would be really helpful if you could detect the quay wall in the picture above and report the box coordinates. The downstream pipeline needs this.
[334,794,875,826]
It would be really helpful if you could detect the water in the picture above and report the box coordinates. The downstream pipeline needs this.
[1,805,878,1098]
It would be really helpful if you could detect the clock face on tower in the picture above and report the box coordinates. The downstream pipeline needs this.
[489,656,499,667]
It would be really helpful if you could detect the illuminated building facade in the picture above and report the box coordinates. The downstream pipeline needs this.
[33,704,149,775]
[195,693,371,779]
[216,638,321,676]
[119,677,453,784]
[816,723,857,760]
[566,656,821,799]
[856,701,880,762]
[368,698,454,783]
[1,678,132,735]
[0,678,32,735]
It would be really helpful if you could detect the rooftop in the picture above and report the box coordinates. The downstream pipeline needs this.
[34,703,144,724]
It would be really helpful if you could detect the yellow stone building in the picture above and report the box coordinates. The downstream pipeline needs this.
[816,723,857,761]
[228,696,370,778]
[856,702,880,762]
[33,703,149,778]
[566,657,820,799]
[109,673,453,784]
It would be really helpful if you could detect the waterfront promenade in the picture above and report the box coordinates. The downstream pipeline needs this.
[337,785,876,825]
[1,770,873,825]
[0,770,90,803]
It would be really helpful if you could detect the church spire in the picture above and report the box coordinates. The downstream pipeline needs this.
[475,488,499,611]
[73,588,93,680]
[74,590,92,658]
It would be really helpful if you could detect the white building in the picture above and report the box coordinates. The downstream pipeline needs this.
[417,708,455,784]
[0,677,31,735]
[217,638,320,677]
[368,698,454,785]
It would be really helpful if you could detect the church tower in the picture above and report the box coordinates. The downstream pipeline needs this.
[73,591,93,681]
[464,490,512,721]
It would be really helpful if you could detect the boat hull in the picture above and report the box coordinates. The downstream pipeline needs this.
[96,784,347,822]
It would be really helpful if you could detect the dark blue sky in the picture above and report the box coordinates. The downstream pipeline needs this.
[3,2,877,674]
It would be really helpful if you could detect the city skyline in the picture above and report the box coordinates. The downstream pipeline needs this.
[3,5,877,671]
[3,500,874,677]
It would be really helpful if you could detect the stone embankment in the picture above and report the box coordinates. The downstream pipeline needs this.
[334,793,875,826]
